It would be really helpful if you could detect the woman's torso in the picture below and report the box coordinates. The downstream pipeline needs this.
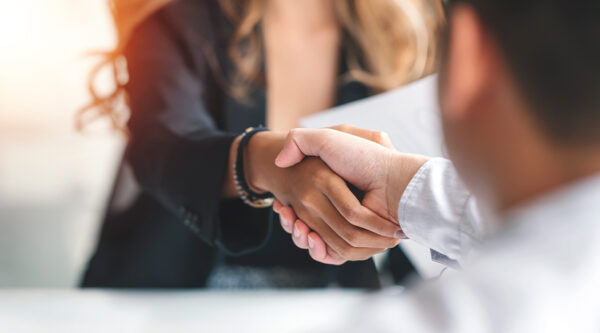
[81,0,413,289]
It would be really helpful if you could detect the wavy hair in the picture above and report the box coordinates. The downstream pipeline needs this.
[78,0,444,130]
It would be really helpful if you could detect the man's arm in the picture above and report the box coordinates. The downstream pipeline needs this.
[274,128,486,264]
[397,158,485,262]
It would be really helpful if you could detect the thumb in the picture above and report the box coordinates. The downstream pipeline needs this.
[275,129,325,168]
[275,131,305,168]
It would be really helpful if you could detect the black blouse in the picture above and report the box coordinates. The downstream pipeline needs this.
[81,0,413,288]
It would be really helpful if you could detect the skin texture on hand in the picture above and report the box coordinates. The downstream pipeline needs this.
[244,130,402,263]
[273,126,429,264]
[274,198,343,264]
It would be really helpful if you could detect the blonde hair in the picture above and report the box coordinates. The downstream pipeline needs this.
[78,0,444,130]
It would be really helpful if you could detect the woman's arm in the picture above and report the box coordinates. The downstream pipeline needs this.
[123,6,402,259]
[124,8,265,254]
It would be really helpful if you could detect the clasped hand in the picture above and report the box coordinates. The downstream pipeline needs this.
[270,125,428,265]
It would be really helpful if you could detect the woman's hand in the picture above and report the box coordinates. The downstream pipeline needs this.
[274,198,340,264]
[244,131,402,264]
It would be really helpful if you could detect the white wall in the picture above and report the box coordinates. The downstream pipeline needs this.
[0,0,124,287]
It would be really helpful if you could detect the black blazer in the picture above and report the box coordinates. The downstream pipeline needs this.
[81,0,414,288]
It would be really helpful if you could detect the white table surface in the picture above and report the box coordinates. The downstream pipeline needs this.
[0,289,376,333]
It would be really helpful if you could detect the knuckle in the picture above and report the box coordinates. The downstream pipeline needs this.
[371,130,386,144]
[295,207,314,228]
[335,244,351,259]
[343,230,362,247]
[291,234,300,247]
[338,124,351,132]
[342,246,363,261]
[292,234,306,249]
[310,253,324,263]
[280,221,289,232]
[295,241,307,250]
[365,214,390,234]
[288,128,300,138]
[299,191,315,207]
[331,260,346,266]
[343,205,361,224]
[328,252,347,266]
[322,176,340,194]
[371,223,390,238]
[314,166,332,184]
[387,238,401,248]
[360,252,375,261]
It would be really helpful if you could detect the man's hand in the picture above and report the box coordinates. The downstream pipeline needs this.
[276,127,428,222]
[242,130,403,264]
[273,126,429,264]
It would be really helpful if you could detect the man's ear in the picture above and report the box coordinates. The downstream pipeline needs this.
[442,4,491,119]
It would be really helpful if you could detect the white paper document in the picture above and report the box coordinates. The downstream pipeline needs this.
[301,74,447,279]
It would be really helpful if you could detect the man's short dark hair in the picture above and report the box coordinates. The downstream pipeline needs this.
[447,0,600,145]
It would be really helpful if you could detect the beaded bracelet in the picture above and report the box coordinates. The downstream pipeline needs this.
[233,126,275,208]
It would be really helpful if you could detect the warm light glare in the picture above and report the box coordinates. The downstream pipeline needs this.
[0,0,123,288]
[0,0,115,128]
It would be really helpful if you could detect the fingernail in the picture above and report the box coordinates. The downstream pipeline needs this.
[281,218,290,229]
[308,235,315,249]
[294,226,301,239]
[274,154,283,166]
[394,230,406,239]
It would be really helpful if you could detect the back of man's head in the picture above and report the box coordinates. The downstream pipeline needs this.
[447,0,600,145]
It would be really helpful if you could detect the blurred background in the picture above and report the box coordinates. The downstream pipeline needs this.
[0,0,123,287]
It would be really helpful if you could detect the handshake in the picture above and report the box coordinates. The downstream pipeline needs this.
[250,125,429,266]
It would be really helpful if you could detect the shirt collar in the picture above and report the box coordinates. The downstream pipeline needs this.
[497,172,600,243]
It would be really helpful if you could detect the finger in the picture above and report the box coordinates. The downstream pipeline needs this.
[273,199,283,213]
[303,228,344,265]
[280,219,291,234]
[279,205,297,234]
[329,124,396,150]
[312,252,346,265]
[307,232,326,260]
[319,176,404,239]
[280,205,297,222]
[280,216,292,234]
[292,219,310,249]
[306,232,347,265]
[277,205,291,233]
[276,129,387,191]
[298,199,389,261]
[312,192,401,249]
[276,128,342,168]
[275,129,312,168]
[322,248,348,265]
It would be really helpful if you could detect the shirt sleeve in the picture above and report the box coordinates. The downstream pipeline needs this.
[397,158,486,262]
[122,4,271,255]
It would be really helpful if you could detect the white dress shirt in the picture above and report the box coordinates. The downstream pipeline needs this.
[340,158,600,333]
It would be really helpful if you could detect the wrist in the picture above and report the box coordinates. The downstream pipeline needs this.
[244,131,287,194]
[386,153,429,220]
